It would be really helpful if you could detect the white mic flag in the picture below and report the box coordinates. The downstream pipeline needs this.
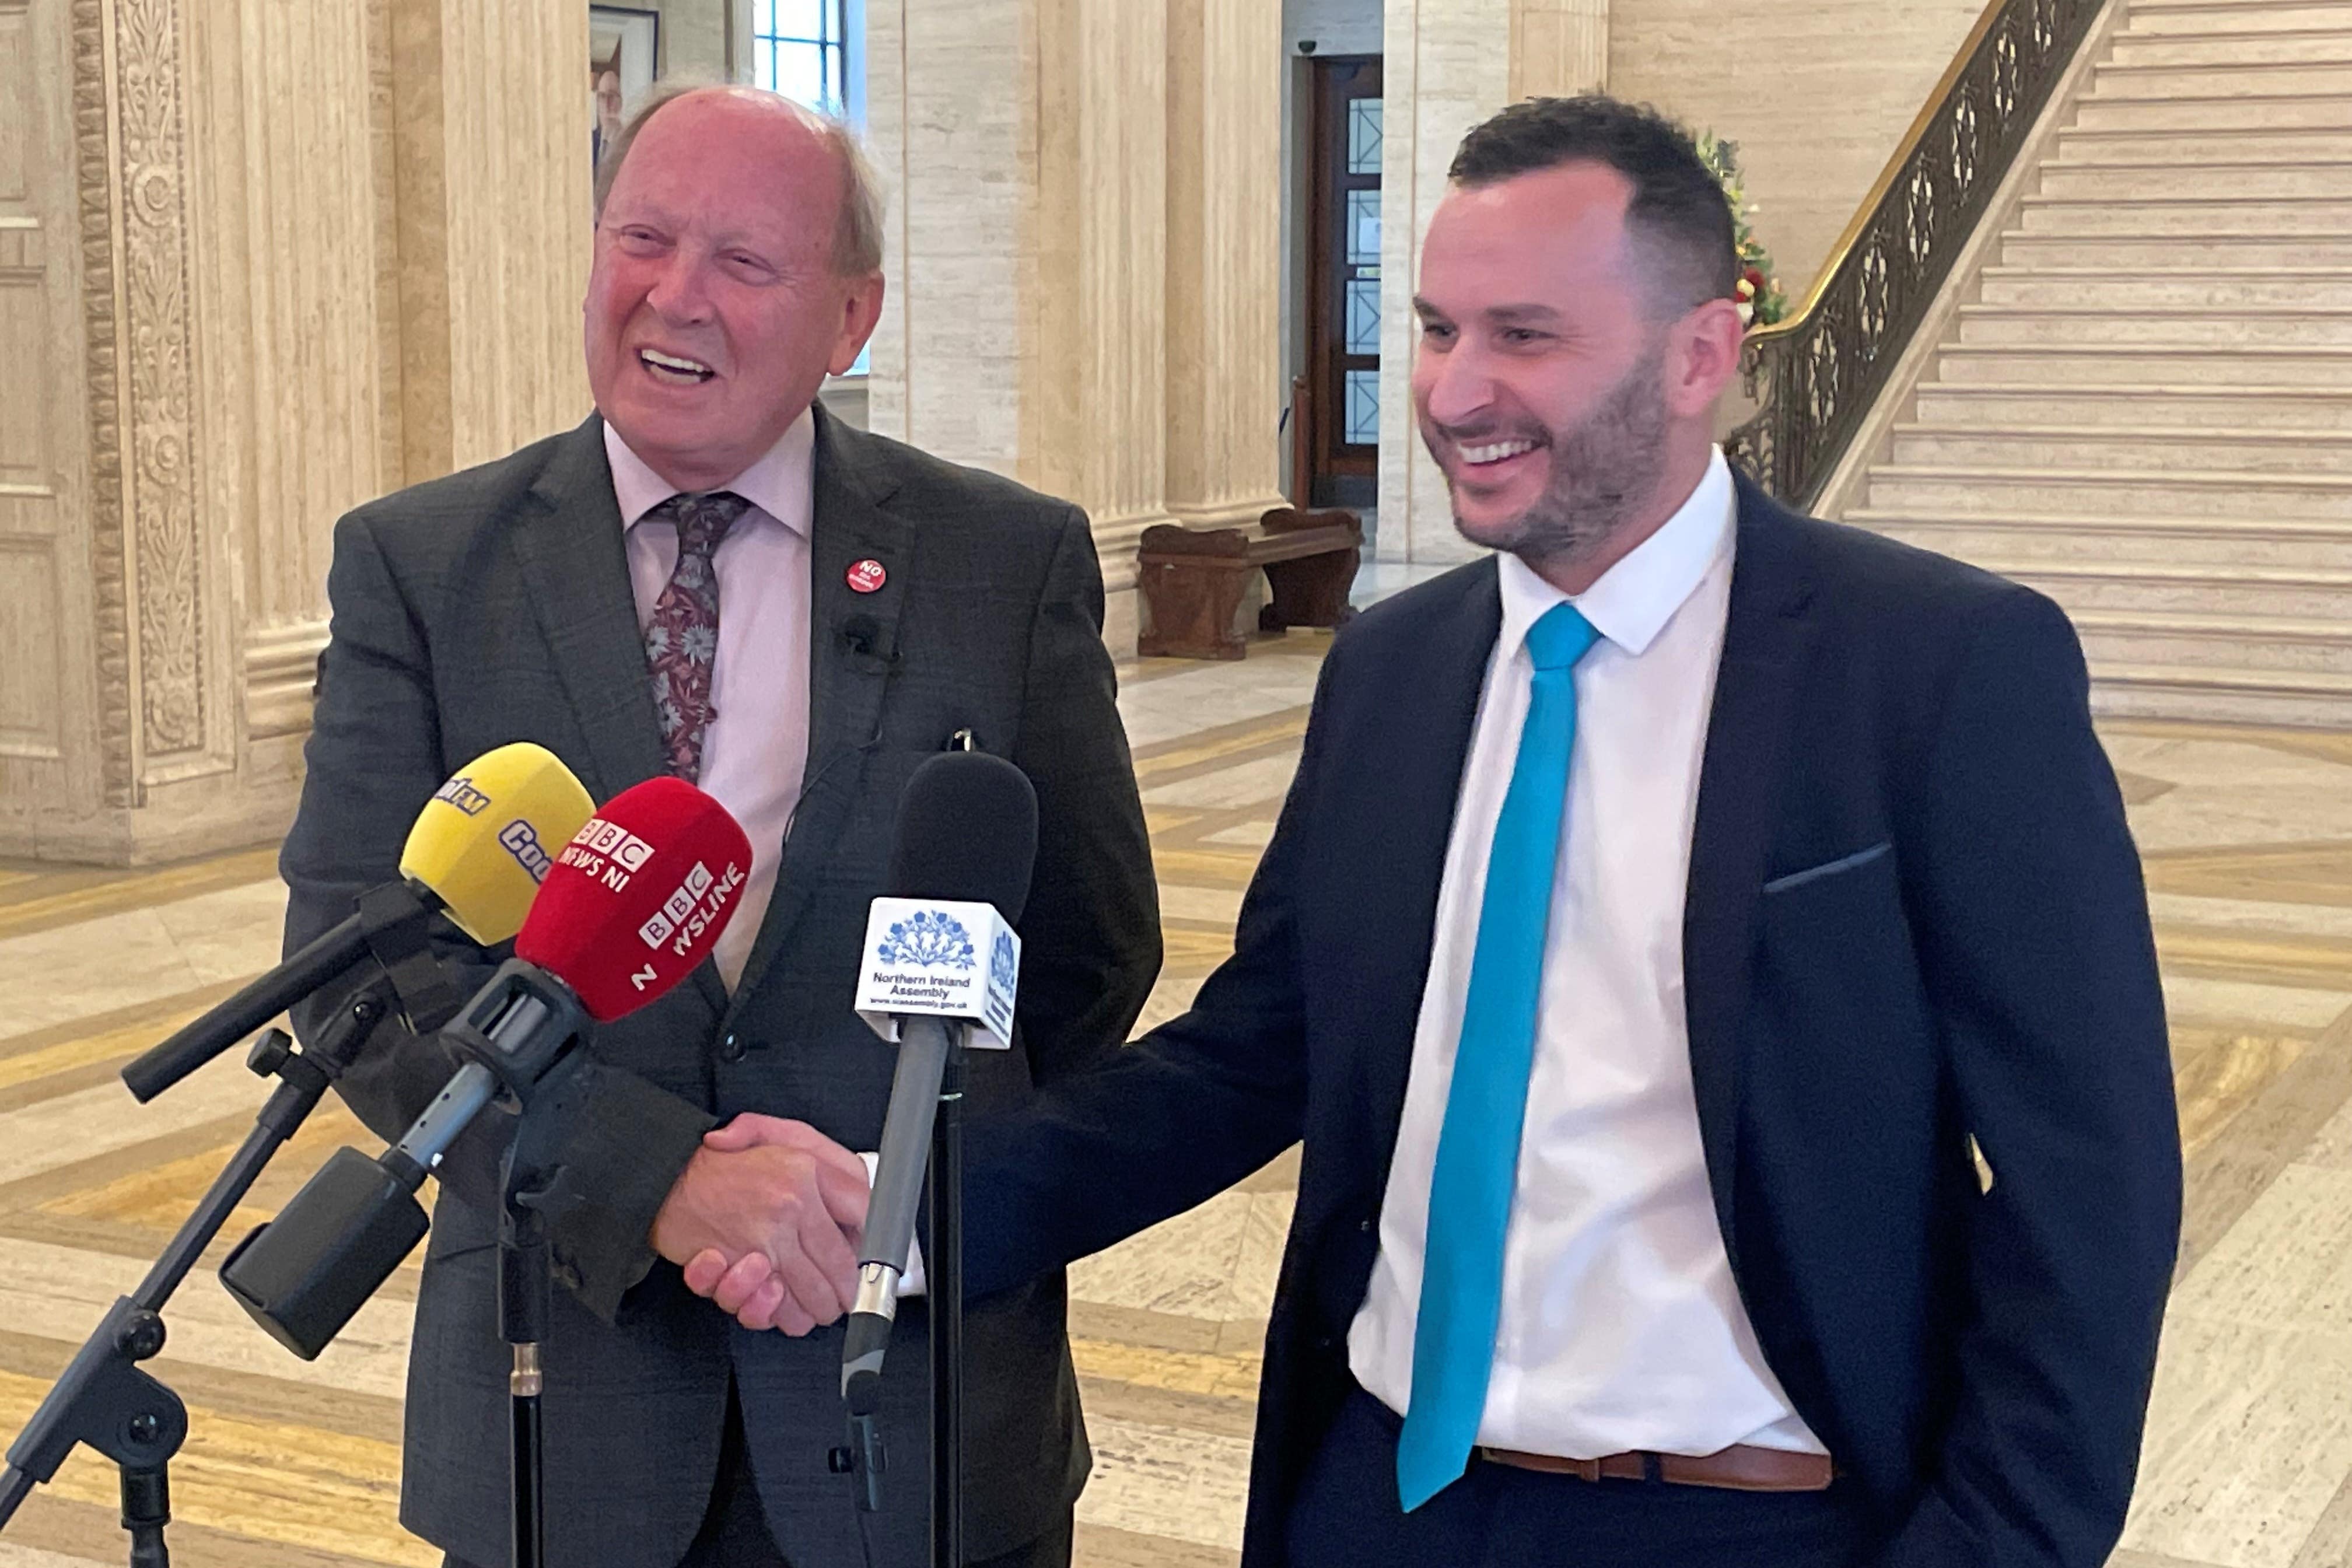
[853,897,1020,1051]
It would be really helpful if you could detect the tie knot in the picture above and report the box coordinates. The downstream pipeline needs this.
[1524,602,1599,673]
[654,490,751,558]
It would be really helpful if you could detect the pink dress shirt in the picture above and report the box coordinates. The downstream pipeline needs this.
[606,414,814,993]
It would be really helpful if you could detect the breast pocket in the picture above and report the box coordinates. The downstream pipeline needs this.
[1751,838,1935,1125]
[1762,840,1891,897]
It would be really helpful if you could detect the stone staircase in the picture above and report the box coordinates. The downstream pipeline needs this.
[1836,0,2352,726]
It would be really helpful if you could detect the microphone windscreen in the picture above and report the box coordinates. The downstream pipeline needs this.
[883,752,1039,924]
[514,776,755,1022]
[397,743,596,945]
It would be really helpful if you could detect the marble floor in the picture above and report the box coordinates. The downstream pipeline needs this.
[3,633,2352,1567]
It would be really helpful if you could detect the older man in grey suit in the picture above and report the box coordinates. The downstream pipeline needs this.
[279,85,1160,1568]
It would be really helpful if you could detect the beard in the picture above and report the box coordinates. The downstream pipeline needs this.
[1427,349,1670,573]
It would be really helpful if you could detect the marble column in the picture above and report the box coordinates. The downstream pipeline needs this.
[0,0,588,862]
[865,0,1284,650]
[1030,0,1175,604]
[390,0,592,480]
[1163,0,1287,534]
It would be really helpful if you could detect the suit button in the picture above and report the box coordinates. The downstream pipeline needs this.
[1358,1218,1373,1234]
[717,1032,747,1062]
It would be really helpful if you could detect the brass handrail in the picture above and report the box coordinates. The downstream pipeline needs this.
[1744,0,2015,352]
[1726,0,2108,506]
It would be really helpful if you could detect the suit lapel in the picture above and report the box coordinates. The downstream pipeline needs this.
[1356,562,1504,1185]
[726,407,914,1008]
[1682,477,1817,1264]
[514,415,670,801]
[514,415,727,1016]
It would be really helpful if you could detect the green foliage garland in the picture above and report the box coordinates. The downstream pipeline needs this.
[1695,130,1789,329]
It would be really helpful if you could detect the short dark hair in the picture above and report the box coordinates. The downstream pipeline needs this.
[1449,95,1737,314]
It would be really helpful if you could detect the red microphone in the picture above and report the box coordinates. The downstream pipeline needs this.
[392,775,754,1144]
[518,775,755,1020]
[218,778,754,1362]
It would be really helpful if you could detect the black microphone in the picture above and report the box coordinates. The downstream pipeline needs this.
[841,752,1037,1394]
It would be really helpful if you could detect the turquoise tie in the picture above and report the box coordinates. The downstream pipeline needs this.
[1396,601,1599,1510]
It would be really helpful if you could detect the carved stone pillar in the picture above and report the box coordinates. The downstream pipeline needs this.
[0,0,587,862]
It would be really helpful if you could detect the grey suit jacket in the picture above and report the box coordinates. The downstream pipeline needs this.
[279,408,1161,1568]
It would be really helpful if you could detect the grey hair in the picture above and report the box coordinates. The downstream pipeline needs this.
[592,80,886,277]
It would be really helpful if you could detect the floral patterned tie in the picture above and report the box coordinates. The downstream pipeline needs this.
[641,490,750,783]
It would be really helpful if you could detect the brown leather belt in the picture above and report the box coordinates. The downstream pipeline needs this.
[1476,1443,1837,1493]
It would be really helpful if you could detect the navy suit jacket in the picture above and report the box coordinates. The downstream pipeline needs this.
[970,475,2180,1568]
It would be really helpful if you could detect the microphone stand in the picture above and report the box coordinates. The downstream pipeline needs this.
[0,990,395,1566]
[120,883,462,1105]
[500,1165,552,1568]
[837,1026,971,1568]
[215,959,591,1568]
[926,1040,966,1568]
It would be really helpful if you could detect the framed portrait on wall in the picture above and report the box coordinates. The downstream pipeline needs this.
[590,6,660,171]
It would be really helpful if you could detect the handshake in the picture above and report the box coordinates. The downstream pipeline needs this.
[648,1112,874,1335]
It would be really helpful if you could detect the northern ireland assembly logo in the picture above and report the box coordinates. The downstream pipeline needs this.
[874,909,977,971]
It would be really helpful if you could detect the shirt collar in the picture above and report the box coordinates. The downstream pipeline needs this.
[1496,446,1735,662]
[604,408,817,537]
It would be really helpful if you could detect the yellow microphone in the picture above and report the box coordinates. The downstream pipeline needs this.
[121,744,594,1102]
[397,743,595,945]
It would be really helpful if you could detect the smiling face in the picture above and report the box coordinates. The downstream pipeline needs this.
[584,89,884,493]
[1411,160,1741,587]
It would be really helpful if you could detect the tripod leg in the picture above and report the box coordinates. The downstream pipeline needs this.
[120,1464,169,1568]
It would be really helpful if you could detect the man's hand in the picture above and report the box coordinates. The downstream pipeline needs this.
[651,1115,870,1335]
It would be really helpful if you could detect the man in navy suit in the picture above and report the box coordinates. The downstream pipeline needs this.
[959,94,2182,1567]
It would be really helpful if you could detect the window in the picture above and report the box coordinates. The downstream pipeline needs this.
[1345,276,1380,356]
[751,0,849,117]
[1344,369,1380,447]
[1347,100,1382,177]
[1346,189,1381,269]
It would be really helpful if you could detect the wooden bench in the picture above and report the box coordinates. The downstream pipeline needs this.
[1136,507,1364,660]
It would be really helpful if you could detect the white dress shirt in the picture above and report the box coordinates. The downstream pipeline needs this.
[606,414,814,992]
[1347,449,1826,1460]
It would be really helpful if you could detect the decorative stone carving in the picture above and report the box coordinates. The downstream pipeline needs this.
[11,0,588,862]
[113,0,204,760]
[71,0,135,807]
